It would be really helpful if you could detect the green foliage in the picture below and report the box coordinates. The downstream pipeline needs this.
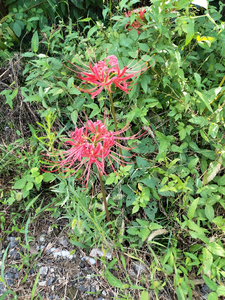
[2,0,225,298]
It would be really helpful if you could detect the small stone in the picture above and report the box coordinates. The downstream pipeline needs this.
[0,282,6,294]
[82,256,96,265]
[38,281,47,286]
[47,277,55,286]
[7,237,17,249]
[40,266,48,276]
[201,284,212,294]
[102,290,107,295]
[39,235,46,242]
[79,261,86,268]
[133,261,147,275]
[90,287,96,293]
[5,272,14,286]
[78,284,88,292]
[58,236,68,247]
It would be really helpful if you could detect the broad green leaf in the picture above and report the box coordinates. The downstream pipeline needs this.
[71,111,77,124]
[25,181,33,192]
[31,31,39,53]
[187,198,199,219]
[42,173,55,182]
[141,291,149,300]
[217,174,225,186]
[35,175,43,184]
[189,116,208,125]
[13,21,21,37]
[202,248,213,274]
[88,26,98,38]
[195,90,213,112]
[185,19,195,46]
[208,242,225,257]
[205,204,214,222]
[136,157,150,168]
[216,285,225,296]
[203,275,217,291]
[208,123,219,138]
[176,285,186,300]
[13,178,27,189]
[207,292,218,300]
[188,157,199,169]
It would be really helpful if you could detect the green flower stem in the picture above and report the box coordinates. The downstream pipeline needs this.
[98,170,112,232]
[109,92,123,161]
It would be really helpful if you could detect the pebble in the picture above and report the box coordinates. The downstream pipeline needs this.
[0,282,6,294]
[47,277,55,286]
[40,266,49,276]
[5,272,14,285]
[7,237,17,249]
[82,256,96,265]
[133,261,147,274]
[78,284,88,292]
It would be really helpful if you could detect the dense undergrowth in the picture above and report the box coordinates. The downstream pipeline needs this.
[1,0,225,299]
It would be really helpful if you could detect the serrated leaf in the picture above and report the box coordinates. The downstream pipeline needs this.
[31,31,39,53]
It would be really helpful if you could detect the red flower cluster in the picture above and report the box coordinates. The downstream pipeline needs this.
[125,7,146,34]
[43,120,144,188]
[66,54,148,98]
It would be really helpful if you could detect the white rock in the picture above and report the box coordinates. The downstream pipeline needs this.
[40,266,48,276]
[38,281,47,286]
[89,248,112,260]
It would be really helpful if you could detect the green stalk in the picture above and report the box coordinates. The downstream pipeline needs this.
[98,170,112,232]
[109,92,124,161]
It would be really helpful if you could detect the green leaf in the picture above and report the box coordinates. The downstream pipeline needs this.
[13,21,21,37]
[35,175,43,184]
[105,269,127,289]
[208,242,225,257]
[189,116,208,125]
[176,285,186,300]
[203,248,213,274]
[205,205,214,222]
[141,291,149,300]
[70,87,81,95]
[216,285,225,296]
[25,181,33,192]
[42,173,55,182]
[203,275,217,291]
[188,157,199,169]
[207,292,218,300]
[13,178,27,189]
[185,19,194,47]
[31,31,39,53]
[195,90,213,112]
[187,198,199,219]
[136,157,150,168]
[208,123,219,138]
[218,175,225,186]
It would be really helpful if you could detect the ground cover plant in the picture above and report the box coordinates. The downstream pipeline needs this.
[1,0,225,299]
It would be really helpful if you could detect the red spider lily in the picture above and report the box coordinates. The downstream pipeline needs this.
[64,54,148,98]
[42,120,146,188]
[125,7,146,34]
